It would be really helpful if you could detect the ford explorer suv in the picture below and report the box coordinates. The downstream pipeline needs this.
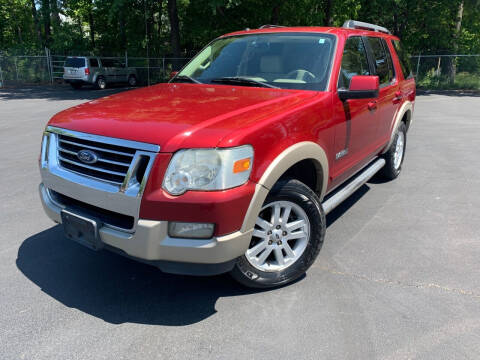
[63,56,138,89]
[40,21,415,288]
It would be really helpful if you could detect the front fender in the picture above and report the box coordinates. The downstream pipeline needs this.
[240,141,328,233]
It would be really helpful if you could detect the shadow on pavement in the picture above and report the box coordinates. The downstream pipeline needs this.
[16,184,370,326]
[326,184,370,227]
[0,85,138,101]
[16,225,267,326]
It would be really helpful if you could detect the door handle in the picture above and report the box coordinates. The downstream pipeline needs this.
[393,91,403,104]
[368,101,377,111]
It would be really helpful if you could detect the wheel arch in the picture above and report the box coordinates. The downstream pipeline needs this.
[240,141,328,233]
[381,100,413,154]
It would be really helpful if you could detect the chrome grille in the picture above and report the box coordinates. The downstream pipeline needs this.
[57,134,136,184]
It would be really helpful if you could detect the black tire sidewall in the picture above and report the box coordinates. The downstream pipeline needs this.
[382,122,407,180]
[231,179,325,288]
[96,77,106,90]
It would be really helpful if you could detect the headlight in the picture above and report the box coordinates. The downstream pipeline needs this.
[163,146,253,195]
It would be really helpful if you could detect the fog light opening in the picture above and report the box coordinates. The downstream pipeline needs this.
[168,222,215,239]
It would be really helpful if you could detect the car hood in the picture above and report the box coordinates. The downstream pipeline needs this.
[48,83,319,152]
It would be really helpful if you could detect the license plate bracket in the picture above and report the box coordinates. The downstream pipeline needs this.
[61,209,103,251]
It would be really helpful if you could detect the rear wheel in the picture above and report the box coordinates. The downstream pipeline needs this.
[128,75,137,86]
[95,76,107,90]
[70,83,82,89]
[230,179,325,288]
[380,122,407,180]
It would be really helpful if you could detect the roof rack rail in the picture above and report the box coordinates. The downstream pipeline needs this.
[258,24,285,29]
[342,20,391,34]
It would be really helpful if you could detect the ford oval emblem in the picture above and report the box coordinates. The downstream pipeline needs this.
[77,149,98,164]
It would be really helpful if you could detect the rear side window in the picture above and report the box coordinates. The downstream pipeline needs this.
[391,40,413,79]
[65,58,86,68]
[338,36,370,89]
[89,58,99,67]
[101,59,113,67]
[366,37,394,86]
[112,60,125,68]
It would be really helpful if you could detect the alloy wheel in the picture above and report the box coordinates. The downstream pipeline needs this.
[393,131,405,170]
[245,200,310,272]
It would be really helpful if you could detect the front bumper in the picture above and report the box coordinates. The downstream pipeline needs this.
[40,183,253,275]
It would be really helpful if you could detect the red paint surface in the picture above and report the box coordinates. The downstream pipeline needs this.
[47,27,415,235]
[349,75,379,91]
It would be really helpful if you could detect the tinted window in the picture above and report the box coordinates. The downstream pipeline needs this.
[338,36,370,89]
[101,59,113,67]
[112,60,125,68]
[65,58,86,68]
[178,33,336,91]
[89,58,99,67]
[367,37,394,85]
[391,40,413,79]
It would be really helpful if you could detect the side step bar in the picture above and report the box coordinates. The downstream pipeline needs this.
[322,158,386,215]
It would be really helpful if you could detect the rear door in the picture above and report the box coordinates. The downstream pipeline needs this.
[331,36,378,184]
[112,60,128,82]
[365,36,400,145]
[100,58,115,82]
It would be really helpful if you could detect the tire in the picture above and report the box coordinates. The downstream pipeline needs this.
[95,76,107,90]
[230,179,325,288]
[128,75,137,87]
[70,83,82,89]
[380,122,407,180]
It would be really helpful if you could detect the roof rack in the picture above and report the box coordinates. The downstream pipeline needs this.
[258,24,285,29]
[342,20,391,34]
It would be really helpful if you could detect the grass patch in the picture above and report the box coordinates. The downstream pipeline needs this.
[417,71,480,90]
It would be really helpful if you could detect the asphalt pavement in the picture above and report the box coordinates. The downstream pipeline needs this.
[1,86,479,359]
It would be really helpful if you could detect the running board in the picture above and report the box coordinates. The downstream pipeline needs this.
[322,158,386,215]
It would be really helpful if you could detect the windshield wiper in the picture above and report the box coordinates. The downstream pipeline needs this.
[171,75,203,84]
[210,77,279,89]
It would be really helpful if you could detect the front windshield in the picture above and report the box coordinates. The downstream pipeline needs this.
[177,32,336,91]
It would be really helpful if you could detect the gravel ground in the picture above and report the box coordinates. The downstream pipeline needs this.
[1,86,479,360]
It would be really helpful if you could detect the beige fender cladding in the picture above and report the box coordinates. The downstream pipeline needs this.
[382,100,413,154]
[240,141,328,233]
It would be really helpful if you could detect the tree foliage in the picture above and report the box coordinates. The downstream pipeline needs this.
[0,0,479,56]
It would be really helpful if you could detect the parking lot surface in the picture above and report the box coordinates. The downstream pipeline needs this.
[1,86,479,359]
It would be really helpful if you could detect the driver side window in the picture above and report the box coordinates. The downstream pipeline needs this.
[338,37,370,89]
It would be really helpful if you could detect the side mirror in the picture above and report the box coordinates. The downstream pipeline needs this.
[338,75,379,101]
[169,71,178,80]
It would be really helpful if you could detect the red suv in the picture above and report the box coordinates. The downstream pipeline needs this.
[39,21,415,288]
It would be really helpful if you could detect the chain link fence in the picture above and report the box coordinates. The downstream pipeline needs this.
[0,55,52,86]
[2,51,480,90]
[0,51,190,87]
[412,54,480,90]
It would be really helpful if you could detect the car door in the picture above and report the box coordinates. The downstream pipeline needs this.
[331,36,379,185]
[365,36,400,145]
[100,58,115,82]
[112,60,127,83]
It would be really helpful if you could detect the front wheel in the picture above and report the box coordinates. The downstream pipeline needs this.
[230,179,325,288]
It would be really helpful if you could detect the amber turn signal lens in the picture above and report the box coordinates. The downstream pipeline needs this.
[233,158,251,173]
